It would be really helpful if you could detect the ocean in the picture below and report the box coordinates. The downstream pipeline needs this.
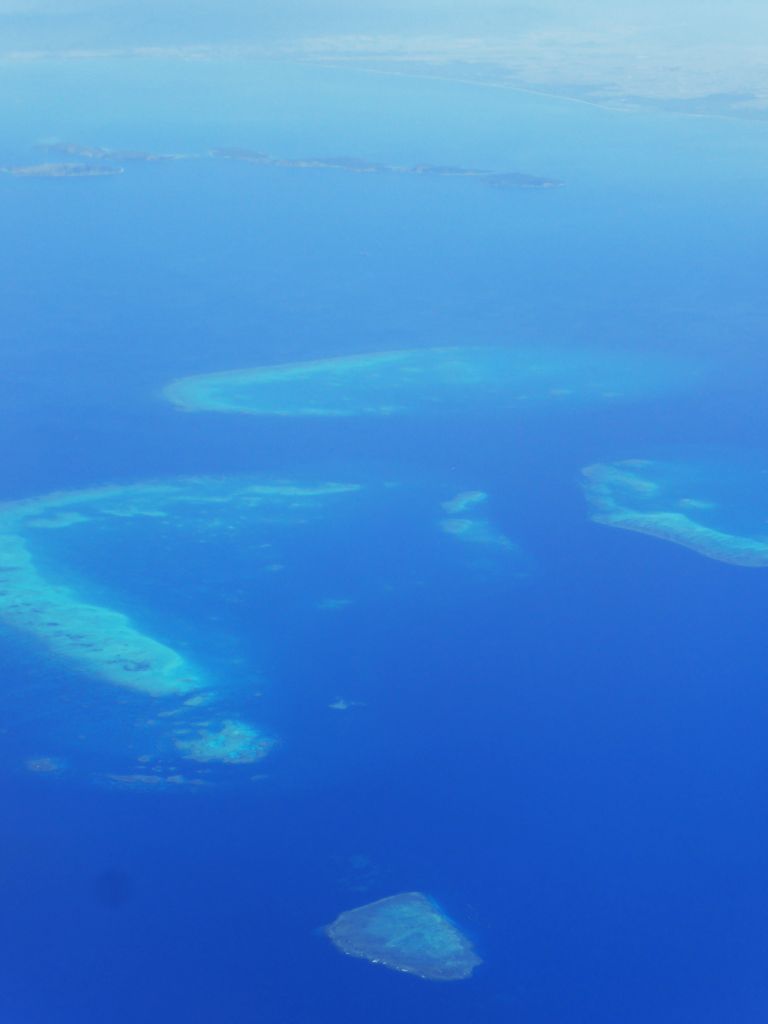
[1,55,768,1022]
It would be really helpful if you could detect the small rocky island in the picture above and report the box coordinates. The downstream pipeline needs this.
[211,146,563,189]
[41,142,189,163]
[1,162,124,178]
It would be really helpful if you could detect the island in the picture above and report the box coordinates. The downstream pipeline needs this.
[325,892,481,980]
[211,146,563,189]
[1,162,124,178]
[40,142,189,162]
[31,141,562,189]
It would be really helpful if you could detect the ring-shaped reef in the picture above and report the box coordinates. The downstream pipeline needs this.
[325,892,481,981]
[0,476,360,780]
[583,458,768,566]
[163,346,696,417]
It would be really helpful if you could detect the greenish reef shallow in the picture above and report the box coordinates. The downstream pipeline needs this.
[163,346,696,418]
[0,476,359,779]
[583,459,768,566]
[325,892,481,981]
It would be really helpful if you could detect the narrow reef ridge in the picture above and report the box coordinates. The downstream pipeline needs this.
[583,460,768,567]
[163,346,696,418]
[325,892,481,981]
[0,530,203,697]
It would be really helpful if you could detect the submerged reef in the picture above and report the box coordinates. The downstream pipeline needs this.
[583,459,768,566]
[24,756,67,775]
[0,476,359,776]
[100,772,208,789]
[439,515,518,552]
[441,491,488,515]
[325,892,481,981]
[173,719,274,764]
[439,490,521,572]
[164,346,691,417]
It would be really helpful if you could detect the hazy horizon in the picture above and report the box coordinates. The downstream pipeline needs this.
[3,0,768,49]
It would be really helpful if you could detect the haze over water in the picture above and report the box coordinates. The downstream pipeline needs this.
[2,5,768,1022]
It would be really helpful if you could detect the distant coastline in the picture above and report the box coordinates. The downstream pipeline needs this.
[1,42,764,125]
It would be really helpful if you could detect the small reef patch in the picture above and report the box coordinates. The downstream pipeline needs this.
[325,891,481,981]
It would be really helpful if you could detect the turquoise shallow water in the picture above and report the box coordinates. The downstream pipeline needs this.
[1,55,768,1023]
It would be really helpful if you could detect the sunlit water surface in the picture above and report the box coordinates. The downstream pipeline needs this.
[1,57,768,1024]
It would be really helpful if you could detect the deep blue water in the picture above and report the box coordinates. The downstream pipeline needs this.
[1,57,768,1022]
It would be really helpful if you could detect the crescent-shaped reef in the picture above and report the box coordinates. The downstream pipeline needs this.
[583,459,768,566]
